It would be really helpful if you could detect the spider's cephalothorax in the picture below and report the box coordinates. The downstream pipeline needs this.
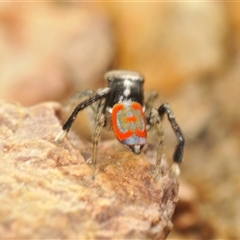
[55,70,185,178]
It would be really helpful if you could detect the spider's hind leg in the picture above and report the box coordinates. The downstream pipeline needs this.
[158,103,185,176]
[64,90,95,112]
[55,87,110,143]
[55,90,95,143]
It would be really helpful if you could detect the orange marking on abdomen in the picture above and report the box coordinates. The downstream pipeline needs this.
[131,102,147,138]
[136,129,147,138]
[132,102,142,110]
[125,115,137,123]
[112,102,147,142]
[112,103,134,141]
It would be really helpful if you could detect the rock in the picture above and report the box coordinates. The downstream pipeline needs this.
[0,100,179,239]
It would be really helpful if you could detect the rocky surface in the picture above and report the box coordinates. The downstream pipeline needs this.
[1,2,240,239]
[0,100,179,239]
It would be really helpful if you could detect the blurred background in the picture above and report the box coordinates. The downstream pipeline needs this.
[0,2,240,239]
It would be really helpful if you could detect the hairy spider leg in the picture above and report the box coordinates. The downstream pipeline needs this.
[55,88,111,143]
[91,113,105,179]
[158,103,185,163]
[147,108,165,178]
[64,89,94,112]
[158,103,185,175]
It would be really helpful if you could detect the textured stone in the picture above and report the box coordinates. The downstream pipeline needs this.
[0,100,179,239]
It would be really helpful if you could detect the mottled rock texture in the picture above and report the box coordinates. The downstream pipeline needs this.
[0,100,179,239]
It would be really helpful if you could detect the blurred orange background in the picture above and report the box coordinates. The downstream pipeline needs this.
[0,2,240,239]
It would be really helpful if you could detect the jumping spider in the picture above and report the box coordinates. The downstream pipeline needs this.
[55,70,185,179]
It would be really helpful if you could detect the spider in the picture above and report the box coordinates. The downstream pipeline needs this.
[55,70,185,179]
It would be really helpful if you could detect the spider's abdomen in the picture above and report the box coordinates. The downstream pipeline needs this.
[112,101,147,154]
